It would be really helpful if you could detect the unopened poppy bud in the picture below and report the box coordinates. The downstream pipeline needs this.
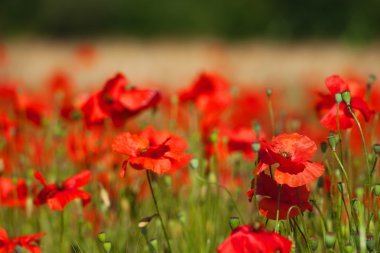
[338,182,345,193]
[98,232,107,243]
[229,216,240,230]
[310,236,319,251]
[324,233,336,249]
[103,241,112,253]
[266,88,272,97]
[352,199,362,213]
[373,144,380,155]
[335,93,343,103]
[251,142,261,153]
[344,242,354,253]
[320,141,328,153]
[150,239,158,251]
[374,184,380,196]
[209,129,218,144]
[342,91,351,105]
[366,234,375,252]
[190,158,199,170]
[252,121,261,134]
[356,187,364,198]
[328,133,340,151]
[367,74,376,86]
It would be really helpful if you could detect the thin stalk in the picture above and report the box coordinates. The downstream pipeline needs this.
[348,106,372,229]
[146,171,172,253]
[60,211,64,252]
[267,93,275,136]
[336,102,344,161]
[275,184,283,233]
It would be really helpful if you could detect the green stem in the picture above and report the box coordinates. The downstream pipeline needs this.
[268,95,275,136]
[275,184,283,233]
[146,171,172,253]
[348,106,372,230]
[336,102,344,161]
[60,211,64,252]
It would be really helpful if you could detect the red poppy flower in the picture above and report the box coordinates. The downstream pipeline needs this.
[0,177,27,208]
[249,173,312,220]
[81,73,160,127]
[33,170,92,211]
[258,133,324,187]
[0,113,16,142]
[316,75,373,130]
[217,224,292,253]
[0,228,45,253]
[178,72,232,114]
[112,127,191,176]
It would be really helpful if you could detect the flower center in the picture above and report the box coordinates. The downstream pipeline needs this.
[280,151,291,159]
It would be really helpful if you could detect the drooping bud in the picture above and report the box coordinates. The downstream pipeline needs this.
[342,91,351,105]
[328,133,340,152]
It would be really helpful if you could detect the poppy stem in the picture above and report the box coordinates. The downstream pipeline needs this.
[347,106,371,229]
[60,210,64,252]
[267,90,275,137]
[146,170,172,253]
[275,184,282,233]
[335,102,344,161]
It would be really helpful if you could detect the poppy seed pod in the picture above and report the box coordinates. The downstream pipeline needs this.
[324,233,336,249]
[103,241,112,253]
[344,242,354,253]
[374,184,380,196]
[266,88,272,97]
[366,235,375,252]
[335,93,343,103]
[310,236,319,251]
[373,144,380,155]
[229,217,240,230]
[341,91,351,105]
[328,133,340,151]
[251,142,261,153]
[97,232,107,243]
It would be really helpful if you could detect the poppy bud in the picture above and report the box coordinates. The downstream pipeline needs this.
[190,158,199,170]
[366,234,375,252]
[251,142,261,153]
[373,144,380,155]
[266,88,272,97]
[150,239,158,251]
[310,236,319,251]
[98,232,107,243]
[355,187,364,199]
[229,216,240,230]
[335,93,343,103]
[367,74,376,86]
[374,183,380,196]
[209,129,218,144]
[324,233,336,249]
[342,91,351,105]
[320,141,328,153]
[103,241,112,253]
[338,182,345,194]
[328,133,340,151]
[252,121,261,135]
[344,242,354,253]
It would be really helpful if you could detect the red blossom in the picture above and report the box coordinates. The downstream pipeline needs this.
[316,75,373,130]
[258,133,324,187]
[33,170,92,211]
[0,177,27,208]
[112,127,191,175]
[217,224,292,253]
[249,173,313,220]
[0,228,45,253]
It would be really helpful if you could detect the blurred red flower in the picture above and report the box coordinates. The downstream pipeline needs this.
[217,224,292,253]
[0,177,27,208]
[33,170,92,211]
[81,73,160,127]
[179,72,231,114]
[316,75,373,130]
[258,133,324,187]
[249,173,312,220]
[112,127,191,175]
[0,228,45,253]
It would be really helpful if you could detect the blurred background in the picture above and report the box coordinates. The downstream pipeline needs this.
[1,0,380,88]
